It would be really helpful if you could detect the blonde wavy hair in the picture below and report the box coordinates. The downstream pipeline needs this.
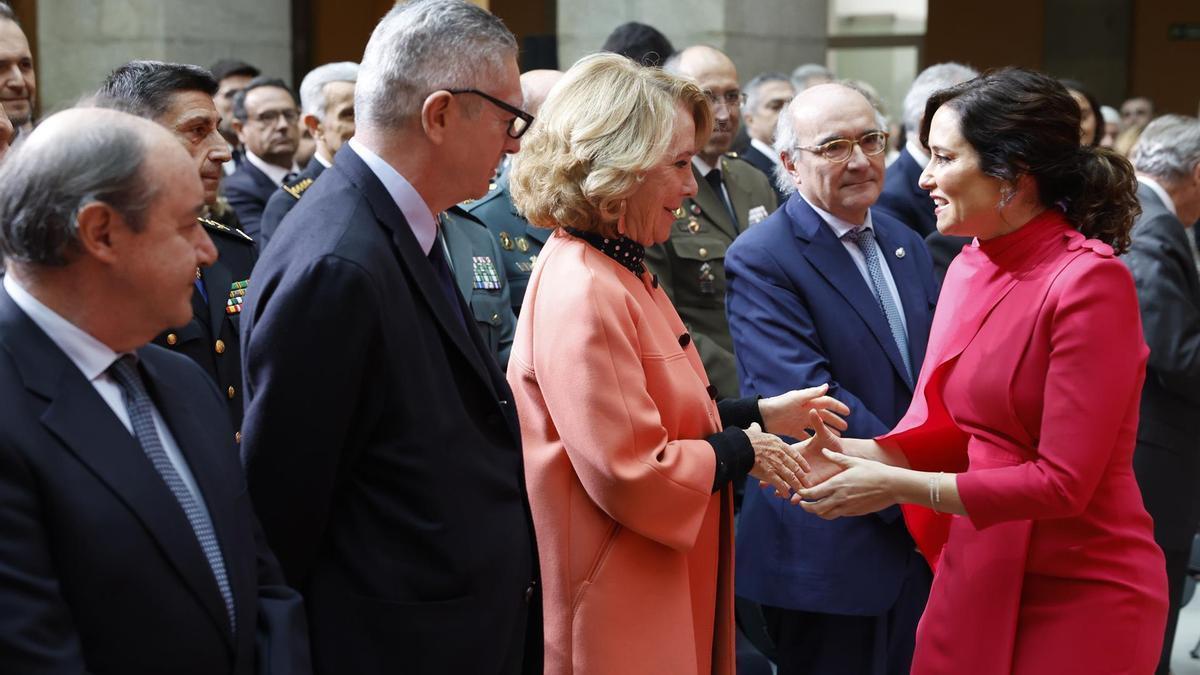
[509,53,712,233]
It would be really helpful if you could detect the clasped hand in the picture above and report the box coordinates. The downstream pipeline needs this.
[747,409,844,500]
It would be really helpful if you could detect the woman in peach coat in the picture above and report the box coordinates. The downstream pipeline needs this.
[796,69,1168,674]
[505,54,848,675]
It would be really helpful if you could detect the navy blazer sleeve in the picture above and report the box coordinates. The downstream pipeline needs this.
[242,254,380,584]
[725,237,892,441]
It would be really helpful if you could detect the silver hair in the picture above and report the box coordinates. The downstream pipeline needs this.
[772,100,800,196]
[300,61,359,118]
[0,113,155,266]
[790,63,833,91]
[355,0,517,130]
[742,72,791,117]
[1130,114,1200,184]
[902,62,977,135]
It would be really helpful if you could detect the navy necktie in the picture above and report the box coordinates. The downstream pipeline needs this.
[704,168,737,225]
[843,227,913,382]
[106,355,236,632]
[427,237,468,334]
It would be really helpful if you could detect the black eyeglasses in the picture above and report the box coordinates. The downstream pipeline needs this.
[797,131,890,163]
[445,88,534,139]
[702,89,747,109]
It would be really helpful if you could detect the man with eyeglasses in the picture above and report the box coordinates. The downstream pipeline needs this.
[652,45,777,411]
[725,83,937,675]
[223,76,301,239]
[240,2,541,673]
[741,72,795,205]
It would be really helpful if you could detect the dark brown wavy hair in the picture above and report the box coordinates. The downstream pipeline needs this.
[919,67,1139,253]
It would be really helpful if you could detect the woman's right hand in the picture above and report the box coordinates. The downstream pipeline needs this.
[746,422,811,498]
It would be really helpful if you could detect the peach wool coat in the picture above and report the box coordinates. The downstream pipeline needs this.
[507,229,737,675]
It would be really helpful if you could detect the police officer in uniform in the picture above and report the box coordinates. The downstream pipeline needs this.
[97,60,257,435]
[439,206,517,367]
[260,61,359,249]
[462,166,548,317]
[653,46,777,400]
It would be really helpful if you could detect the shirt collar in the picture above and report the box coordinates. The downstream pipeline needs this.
[797,191,874,238]
[314,151,333,169]
[904,138,930,168]
[245,150,300,186]
[750,138,782,167]
[1137,176,1177,218]
[348,138,439,255]
[3,274,124,382]
[692,155,718,177]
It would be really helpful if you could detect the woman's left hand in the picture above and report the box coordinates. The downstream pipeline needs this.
[791,450,900,518]
[759,384,850,441]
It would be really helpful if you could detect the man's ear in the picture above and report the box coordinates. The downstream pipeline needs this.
[75,202,125,265]
[303,113,321,136]
[231,117,247,144]
[782,152,802,186]
[421,91,455,145]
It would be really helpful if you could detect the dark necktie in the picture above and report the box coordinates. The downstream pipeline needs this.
[281,171,298,187]
[427,236,468,334]
[704,168,738,225]
[106,355,236,631]
[843,227,913,382]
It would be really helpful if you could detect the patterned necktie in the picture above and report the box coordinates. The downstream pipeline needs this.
[843,227,913,382]
[107,355,236,632]
[427,233,468,334]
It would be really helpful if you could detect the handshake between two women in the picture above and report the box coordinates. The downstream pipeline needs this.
[747,384,903,518]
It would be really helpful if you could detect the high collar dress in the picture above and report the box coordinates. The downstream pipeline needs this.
[879,209,1168,674]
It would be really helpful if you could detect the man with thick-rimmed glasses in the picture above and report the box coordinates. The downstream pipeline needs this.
[725,83,938,675]
[650,44,777,412]
[240,1,542,673]
[223,76,301,239]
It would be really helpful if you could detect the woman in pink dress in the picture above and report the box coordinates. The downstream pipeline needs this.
[795,68,1169,674]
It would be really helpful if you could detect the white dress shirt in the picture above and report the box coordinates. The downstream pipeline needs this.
[798,193,909,334]
[1137,175,1178,219]
[692,155,736,216]
[3,274,211,511]
[750,137,783,173]
[245,149,301,187]
[348,137,439,255]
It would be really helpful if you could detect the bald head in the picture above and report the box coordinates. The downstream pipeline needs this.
[668,45,740,163]
[520,69,563,118]
[777,83,886,224]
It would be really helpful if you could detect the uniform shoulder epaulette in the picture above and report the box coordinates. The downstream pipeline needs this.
[199,216,255,243]
[462,180,504,211]
[725,151,740,159]
[282,176,314,200]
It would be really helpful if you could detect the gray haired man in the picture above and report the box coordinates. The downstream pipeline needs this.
[240,2,541,673]
[259,61,359,246]
[1122,114,1200,675]
[0,107,308,674]
[741,72,794,204]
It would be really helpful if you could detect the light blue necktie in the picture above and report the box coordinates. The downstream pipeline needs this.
[843,227,913,382]
[107,355,236,632]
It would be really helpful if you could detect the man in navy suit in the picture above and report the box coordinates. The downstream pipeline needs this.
[0,108,308,674]
[877,62,976,241]
[223,76,300,239]
[740,71,794,206]
[726,84,938,675]
[240,2,540,673]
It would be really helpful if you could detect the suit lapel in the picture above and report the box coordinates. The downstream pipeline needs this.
[721,157,755,233]
[874,221,928,382]
[691,165,738,240]
[337,149,499,399]
[788,198,912,386]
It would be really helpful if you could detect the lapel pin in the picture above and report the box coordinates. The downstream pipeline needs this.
[690,203,702,216]
[895,247,906,259]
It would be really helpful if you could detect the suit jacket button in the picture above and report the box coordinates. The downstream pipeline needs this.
[166,333,177,346]
[525,582,536,602]
[227,385,236,399]
[490,312,501,325]
[235,431,242,444]
[698,247,709,258]
[215,339,226,354]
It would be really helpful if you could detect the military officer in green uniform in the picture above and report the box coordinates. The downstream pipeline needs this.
[97,60,258,437]
[438,206,517,367]
[652,45,777,399]
[461,166,548,316]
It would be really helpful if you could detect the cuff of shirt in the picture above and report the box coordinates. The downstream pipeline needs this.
[716,396,763,430]
[707,426,755,493]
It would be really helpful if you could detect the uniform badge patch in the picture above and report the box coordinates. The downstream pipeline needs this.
[226,279,249,314]
[747,205,770,226]
[472,256,501,290]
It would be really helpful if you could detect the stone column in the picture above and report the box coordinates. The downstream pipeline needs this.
[37,0,291,113]
[556,0,827,81]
